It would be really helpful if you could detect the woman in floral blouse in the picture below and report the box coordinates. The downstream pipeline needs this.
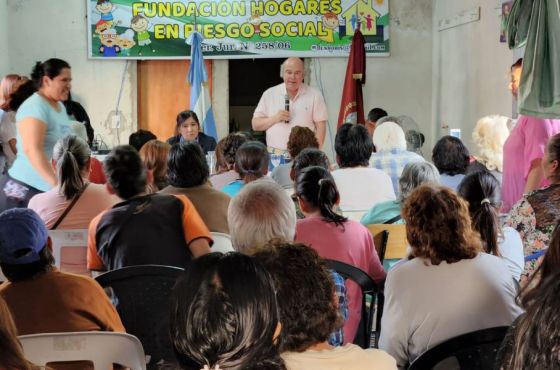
[506,133,560,279]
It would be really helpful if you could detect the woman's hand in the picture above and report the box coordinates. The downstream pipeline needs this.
[19,117,57,187]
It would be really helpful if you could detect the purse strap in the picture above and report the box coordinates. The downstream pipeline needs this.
[51,183,90,230]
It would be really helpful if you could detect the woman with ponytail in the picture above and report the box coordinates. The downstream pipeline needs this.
[28,135,118,229]
[294,166,385,343]
[458,171,524,281]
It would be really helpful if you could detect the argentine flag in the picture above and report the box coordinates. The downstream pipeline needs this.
[187,32,217,141]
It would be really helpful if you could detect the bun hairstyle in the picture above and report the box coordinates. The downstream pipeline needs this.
[295,166,347,227]
[30,58,70,90]
[235,141,269,182]
[52,135,91,200]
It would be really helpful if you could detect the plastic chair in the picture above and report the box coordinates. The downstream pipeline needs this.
[367,224,408,262]
[210,232,235,253]
[95,265,184,369]
[48,229,90,276]
[19,331,146,369]
[408,326,509,370]
[325,259,383,349]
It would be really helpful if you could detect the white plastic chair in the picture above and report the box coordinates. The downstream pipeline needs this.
[19,331,147,369]
[210,232,235,253]
[48,229,90,276]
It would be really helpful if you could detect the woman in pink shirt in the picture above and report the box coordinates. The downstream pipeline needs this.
[294,166,385,343]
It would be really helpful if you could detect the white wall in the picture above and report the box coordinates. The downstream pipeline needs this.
[309,0,434,160]
[432,0,514,153]
[1,0,137,148]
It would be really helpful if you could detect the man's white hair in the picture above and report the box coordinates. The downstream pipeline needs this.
[279,57,306,77]
[373,121,407,151]
[227,178,296,253]
[472,115,511,172]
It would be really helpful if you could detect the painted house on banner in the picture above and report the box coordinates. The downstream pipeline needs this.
[342,0,381,36]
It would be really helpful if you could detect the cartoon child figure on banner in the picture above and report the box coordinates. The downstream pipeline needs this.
[249,11,263,37]
[99,28,121,57]
[94,20,111,37]
[318,11,338,43]
[117,29,136,57]
[131,14,156,55]
[95,0,117,27]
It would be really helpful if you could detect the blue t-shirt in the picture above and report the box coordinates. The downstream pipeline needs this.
[9,93,71,191]
[221,180,244,197]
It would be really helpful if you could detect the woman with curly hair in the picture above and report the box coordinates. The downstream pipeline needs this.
[251,242,396,370]
[379,184,522,369]
[139,139,170,193]
[170,252,285,370]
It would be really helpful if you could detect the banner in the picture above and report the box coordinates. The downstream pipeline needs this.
[88,0,390,59]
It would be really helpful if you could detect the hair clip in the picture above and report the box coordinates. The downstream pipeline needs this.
[480,198,491,205]
[318,178,326,186]
[201,365,221,370]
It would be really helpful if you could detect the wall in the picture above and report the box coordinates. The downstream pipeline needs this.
[1,0,137,148]
[432,0,514,153]
[0,0,8,75]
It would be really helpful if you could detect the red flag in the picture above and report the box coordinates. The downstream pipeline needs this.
[337,29,366,128]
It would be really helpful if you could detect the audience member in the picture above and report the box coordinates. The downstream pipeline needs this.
[28,135,118,229]
[161,142,230,234]
[170,252,286,370]
[221,140,269,197]
[0,208,125,335]
[506,133,560,280]
[361,161,439,225]
[128,129,156,151]
[370,121,424,194]
[66,116,106,184]
[294,166,385,343]
[0,59,72,209]
[0,296,39,370]
[332,123,395,212]
[251,242,396,370]
[272,126,319,189]
[376,115,425,155]
[167,110,217,154]
[210,132,248,189]
[467,115,511,185]
[458,171,524,281]
[365,107,388,136]
[87,145,211,271]
[432,135,470,191]
[379,185,522,368]
[139,139,170,193]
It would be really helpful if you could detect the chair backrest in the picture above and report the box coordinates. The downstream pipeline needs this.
[325,259,381,349]
[48,229,90,276]
[210,232,235,253]
[19,331,146,369]
[341,210,367,222]
[367,224,408,261]
[408,326,510,370]
[95,265,184,369]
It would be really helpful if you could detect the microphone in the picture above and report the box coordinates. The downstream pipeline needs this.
[284,94,290,123]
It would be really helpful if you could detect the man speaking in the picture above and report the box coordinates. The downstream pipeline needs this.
[252,57,328,153]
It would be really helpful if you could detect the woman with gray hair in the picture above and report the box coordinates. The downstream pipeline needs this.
[360,161,440,225]
[28,135,118,229]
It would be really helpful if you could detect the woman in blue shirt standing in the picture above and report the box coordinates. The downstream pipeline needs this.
[0,59,72,210]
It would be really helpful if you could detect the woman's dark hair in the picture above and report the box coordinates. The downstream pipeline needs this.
[544,133,560,181]
[334,123,373,168]
[168,142,209,188]
[0,297,35,370]
[175,110,200,131]
[0,246,55,283]
[30,58,70,90]
[7,80,36,111]
[290,148,330,181]
[52,135,91,200]
[235,141,269,182]
[215,133,250,172]
[250,242,342,352]
[128,129,157,151]
[457,171,502,256]
[286,126,319,159]
[432,136,470,175]
[170,252,285,370]
[103,145,147,199]
[295,166,347,227]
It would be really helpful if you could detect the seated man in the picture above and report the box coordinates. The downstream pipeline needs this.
[251,242,396,370]
[0,208,124,335]
[88,145,211,272]
[160,142,231,234]
[332,123,395,212]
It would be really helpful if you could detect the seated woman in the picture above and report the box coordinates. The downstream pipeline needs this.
[505,133,560,280]
[361,161,439,225]
[169,252,286,370]
[28,135,119,229]
[221,141,269,197]
[467,115,510,185]
[0,74,27,174]
[272,126,319,189]
[432,135,470,191]
[458,171,524,281]
[379,184,522,369]
[294,166,385,343]
[167,110,216,154]
[251,242,396,370]
[139,139,170,193]
[496,223,560,369]
[210,132,249,189]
